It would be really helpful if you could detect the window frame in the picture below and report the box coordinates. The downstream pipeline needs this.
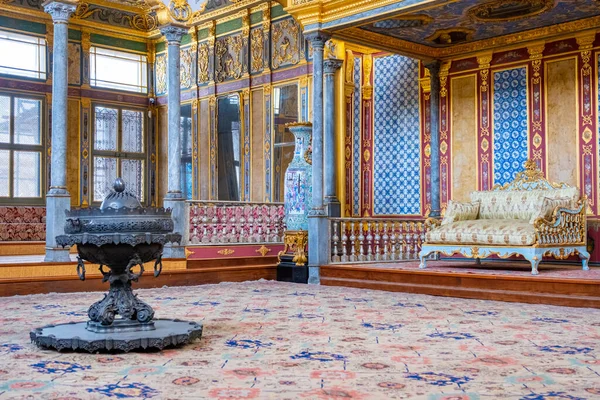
[89,45,148,94]
[91,103,147,205]
[0,28,47,81]
[0,91,46,205]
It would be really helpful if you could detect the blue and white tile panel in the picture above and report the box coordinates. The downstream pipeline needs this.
[492,67,528,187]
[353,56,362,216]
[373,55,421,215]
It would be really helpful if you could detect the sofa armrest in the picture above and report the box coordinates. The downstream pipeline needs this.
[533,197,587,246]
[425,217,442,230]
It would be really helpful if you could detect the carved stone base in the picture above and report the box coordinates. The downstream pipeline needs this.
[31,319,203,353]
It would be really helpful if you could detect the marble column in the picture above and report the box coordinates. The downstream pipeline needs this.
[305,31,330,284]
[323,58,343,217]
[43,0,76,262]
[160,24,188,258]
[425,61,441,218]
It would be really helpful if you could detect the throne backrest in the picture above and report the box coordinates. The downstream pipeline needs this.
[470,160,579,220]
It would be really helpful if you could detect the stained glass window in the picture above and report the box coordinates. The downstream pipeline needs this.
[92,105,145,202]
[0,93,44,203]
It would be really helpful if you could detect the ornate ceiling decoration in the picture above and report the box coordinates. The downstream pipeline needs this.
[354,0,600,54]
[468,0,554,22]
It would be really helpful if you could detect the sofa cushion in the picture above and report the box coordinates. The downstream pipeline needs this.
[470,187,579,221]
[441,200,480,226]
[425,219,536,246]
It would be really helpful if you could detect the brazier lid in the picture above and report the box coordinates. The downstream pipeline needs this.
[100,178,142,210]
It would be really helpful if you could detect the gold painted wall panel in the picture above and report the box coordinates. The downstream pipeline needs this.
[157,105,168,205]
[450,75,477,202]
[199,99,210,200]
[67,99,80,206]
[251,89,264,202]
[546,58,578,187]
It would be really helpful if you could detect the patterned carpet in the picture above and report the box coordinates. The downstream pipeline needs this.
[0,280,599,399]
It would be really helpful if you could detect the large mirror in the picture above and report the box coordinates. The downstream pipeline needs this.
[180,103,193,200]
[272,83,299,202]
[217,94,241,201]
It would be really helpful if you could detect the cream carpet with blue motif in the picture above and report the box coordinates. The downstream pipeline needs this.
[0,280,599,399]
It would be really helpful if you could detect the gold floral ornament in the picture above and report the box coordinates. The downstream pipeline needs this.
[169,0,192,22]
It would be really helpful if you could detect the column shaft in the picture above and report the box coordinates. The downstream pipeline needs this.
[162,27,186,198]
[426,62,441,217]
[306,32,330,284]
[160,25,187,258]
[43,0,75,262]
[323,59,343,217]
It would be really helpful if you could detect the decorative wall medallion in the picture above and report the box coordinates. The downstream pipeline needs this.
[155,53,167,95]
[197,43,210,83]
[217,248,235,256]
[427,28,474,46]
[468,0,554,22]
[215,34,243,82]
[271,18,302,69]
[251,28,264,73]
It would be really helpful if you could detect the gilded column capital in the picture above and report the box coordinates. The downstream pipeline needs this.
[43,0,76,23]
[439,61,451,76]
[527,42,545,59]
[576,34,595,50]
[80,98,91,108]
[476,53,493,69]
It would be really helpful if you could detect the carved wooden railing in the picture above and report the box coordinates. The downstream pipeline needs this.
[329,218,427,264]
[187,201,285,244]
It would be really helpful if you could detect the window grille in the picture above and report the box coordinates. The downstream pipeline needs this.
[92,105,146,202]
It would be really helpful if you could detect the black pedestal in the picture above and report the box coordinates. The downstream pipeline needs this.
[277,254,308,284]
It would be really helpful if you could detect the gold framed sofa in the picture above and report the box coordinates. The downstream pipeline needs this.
[419,160,589,275]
